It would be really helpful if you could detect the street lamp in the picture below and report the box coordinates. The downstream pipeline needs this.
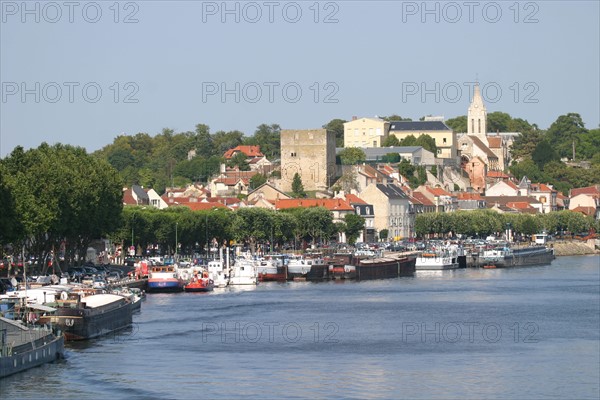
[174,222,178,261]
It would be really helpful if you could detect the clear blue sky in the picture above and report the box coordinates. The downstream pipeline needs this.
[1,0,599,156]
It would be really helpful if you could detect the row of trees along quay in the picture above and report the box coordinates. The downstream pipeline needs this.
[118,206,366,257]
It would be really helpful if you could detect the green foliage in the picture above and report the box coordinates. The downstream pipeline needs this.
[338,147,366,165]
[323,118,347,147]
[546,113,588,160]
[382,135,401,147]
[227,152,250,171]
[445,115,467,132]
[249,174,267,190]
[511,130,544,161]
[532,140,560,169]
[380,153,400,163]
[2,143,123,266]
[430,165,438,177]
[398,159,427,188]
[297,207,335,243]
[382,115,412,122]
[244,124,281,159]
[343,214,365,245]
[95,122,281,194]
[292,173,306,198]
[379,229,389,240]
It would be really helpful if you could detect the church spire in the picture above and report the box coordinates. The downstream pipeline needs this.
[467,82,487,138]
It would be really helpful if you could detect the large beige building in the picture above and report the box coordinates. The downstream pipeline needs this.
[359,183,412,239]
[280,129,337,192]
[343,117,390,148]
[388,121,457,159]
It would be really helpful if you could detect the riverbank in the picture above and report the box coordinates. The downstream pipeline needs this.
[552,240,599,256]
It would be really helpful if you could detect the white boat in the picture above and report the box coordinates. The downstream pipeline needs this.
[287,256,325,278]
[207,260,229,288]
[229,256,258,285]
[415,250,459,270]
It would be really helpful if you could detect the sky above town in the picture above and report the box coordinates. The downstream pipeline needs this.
[1,1,599,156]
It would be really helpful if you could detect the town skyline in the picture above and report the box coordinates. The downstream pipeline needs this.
[2,1,599,157]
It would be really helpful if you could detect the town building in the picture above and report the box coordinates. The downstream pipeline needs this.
[388,120,457,160]
[343,117,390,148]
[359,183,412,240]
[280,129,336,193]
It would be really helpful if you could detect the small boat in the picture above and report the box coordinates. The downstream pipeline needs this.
[415,250,459,270]
[147,265,185,293]
[184,271,214,292]
[256,258,286,282]
[229,256,258,286]
[207,260,229,288]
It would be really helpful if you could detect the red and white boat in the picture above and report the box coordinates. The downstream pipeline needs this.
[184,271,214,292]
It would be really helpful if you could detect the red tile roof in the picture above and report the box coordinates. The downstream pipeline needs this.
[344,194,367,204]
[457,192,483,200]
[122,188,137,205]
[177,202,228,211]
[531,183,555,193]
[223,145,263,159]
[571,206,596,216]
[487,136,502,148]
[570,185,600,197]
[487,171,510,179]
[426,187,452,197]
[412,192,434,206]
[275,198,355,211]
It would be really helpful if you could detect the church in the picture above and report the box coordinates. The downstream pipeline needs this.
[457,83,514,193]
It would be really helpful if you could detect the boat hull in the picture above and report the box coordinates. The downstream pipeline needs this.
[184,280,214,292]
[0,332,64,378]
[51,297,133,341]
[484,247,555,268]
[147,279,184,293]
[356,257,416,279]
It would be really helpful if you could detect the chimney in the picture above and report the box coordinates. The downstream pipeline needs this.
[352,116,358,121]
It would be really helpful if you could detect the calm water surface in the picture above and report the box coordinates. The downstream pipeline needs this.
[1,255,599,399]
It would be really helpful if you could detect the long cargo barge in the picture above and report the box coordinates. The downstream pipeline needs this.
[481,245,555,268]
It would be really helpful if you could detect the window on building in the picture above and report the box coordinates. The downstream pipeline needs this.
[471,119,474,132]
[443,138,447,144]
[376,128,381,136]
[373,141,377,146]
[354,129,359,137]
[369,128,373,136]
[478,119,481,133]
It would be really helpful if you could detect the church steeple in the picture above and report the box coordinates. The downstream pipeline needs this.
[467,82,487,138]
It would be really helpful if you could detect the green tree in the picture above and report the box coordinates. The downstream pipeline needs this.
[379,229,389,241]
[230,208,273,253]
[338,147,366,165]
[228,152,250,171]
[382,135,401,147]
[323,118,347,147]
[292,173,306,198]
[445,115,467,132]
[382,115,412,122]
[546,113,588,160]
[532,140,560,169]
[296,207,334,245]
[249,174,267,190]
[245,124,281,159]
[415,134,438,155]
[380,153,401,163]
[343,213,365,245]
[510,130,544,161]
[212,130,244,155]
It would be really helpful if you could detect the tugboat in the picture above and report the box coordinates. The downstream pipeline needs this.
[147,265,185,293]
[184,271,214,292]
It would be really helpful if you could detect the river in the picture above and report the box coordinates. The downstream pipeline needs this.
[1,255,599,399]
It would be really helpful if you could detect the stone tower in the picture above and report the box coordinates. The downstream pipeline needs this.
[467,83,487,138]
[280,129,336,193]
